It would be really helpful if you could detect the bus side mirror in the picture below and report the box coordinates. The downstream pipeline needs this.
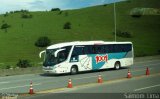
[39,50,45,58]
[54,49,66,57]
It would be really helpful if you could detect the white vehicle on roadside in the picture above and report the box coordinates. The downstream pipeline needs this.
[39,41,134,74]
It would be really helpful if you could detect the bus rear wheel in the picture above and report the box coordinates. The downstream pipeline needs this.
[70,66,78,75]
[114,62,121,70]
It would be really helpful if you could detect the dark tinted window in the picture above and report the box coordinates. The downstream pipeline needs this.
[72,44,132,55]
[72,46,84,55]
[104,44,132,53]
[85,45,105,54]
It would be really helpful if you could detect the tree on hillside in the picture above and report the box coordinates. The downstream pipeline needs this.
[63,22,71,29]
[58,11,63,15]
[13,9,29,13]
[21,13,32,19]
[51,8,61,11]
[2,20,5,23]
[65,12,68,16]
[113,30,132,38]
[35,36,51,47]
[4,12,9,17]
[20,9,29,13]
[1,23,11,32]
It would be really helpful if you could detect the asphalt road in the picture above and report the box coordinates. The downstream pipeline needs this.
[0,56,160,96]
[65,74,160,93]
[19,74,160,99]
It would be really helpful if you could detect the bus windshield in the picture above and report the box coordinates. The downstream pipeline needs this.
[43,46,71,66]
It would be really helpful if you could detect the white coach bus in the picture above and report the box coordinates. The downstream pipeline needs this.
[39,41,134,74]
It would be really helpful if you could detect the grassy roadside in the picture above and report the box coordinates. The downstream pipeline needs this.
[0,66,42,77]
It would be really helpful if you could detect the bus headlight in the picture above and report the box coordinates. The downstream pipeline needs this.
[54,65,61,69]
[43,66,53,70]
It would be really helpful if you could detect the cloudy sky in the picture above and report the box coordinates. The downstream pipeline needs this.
[0,0,122,14]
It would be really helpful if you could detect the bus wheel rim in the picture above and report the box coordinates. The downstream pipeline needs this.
[116,64,120,69]
[72,68,76,73]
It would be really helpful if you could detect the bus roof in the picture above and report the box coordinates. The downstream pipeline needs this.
[47,41,132,49]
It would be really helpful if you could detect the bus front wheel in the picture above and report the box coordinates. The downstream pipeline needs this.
[70,66,78,75]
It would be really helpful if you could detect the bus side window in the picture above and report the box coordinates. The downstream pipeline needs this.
[102,45,106,53]
[70,47,79,62]
[104,45,108,53]
[92,46,96,54]
[97,46,101,54]
[97,45,105,54]
[124,44,132,52]
[84,46,88,54]
[82,47,85,54]
[107,45,112,53]
[114,44,119,52]
[87,45,92,54]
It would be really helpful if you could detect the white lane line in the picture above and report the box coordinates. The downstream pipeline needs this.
[134,63,160,68]
[134,84,160,91]
[7,78,41,83]
[75,64,159,80]
[75,65,158,80]
[75,75,97,80]
[0,77,51,84]
[135,59,160,64]
[0,83,41,91]
[0,79,34,84]
[132,68,153,72]
[143,63,160,66]
[0,82,9,84]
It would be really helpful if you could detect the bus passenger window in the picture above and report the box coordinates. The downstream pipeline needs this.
[92,46,96,54]
[97,47,101,54]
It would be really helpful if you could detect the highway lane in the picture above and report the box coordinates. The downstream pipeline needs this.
[19,73,160,99]
[0,56,160,93]
[65,74,160,93]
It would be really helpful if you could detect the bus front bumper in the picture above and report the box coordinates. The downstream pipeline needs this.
[43,66,69,74]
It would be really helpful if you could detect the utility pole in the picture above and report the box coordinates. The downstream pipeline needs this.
[114,1,117,42]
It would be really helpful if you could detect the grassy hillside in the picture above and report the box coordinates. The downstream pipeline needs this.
[0,0,160,67]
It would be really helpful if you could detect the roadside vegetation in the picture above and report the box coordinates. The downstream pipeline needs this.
[35,36,51,48]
